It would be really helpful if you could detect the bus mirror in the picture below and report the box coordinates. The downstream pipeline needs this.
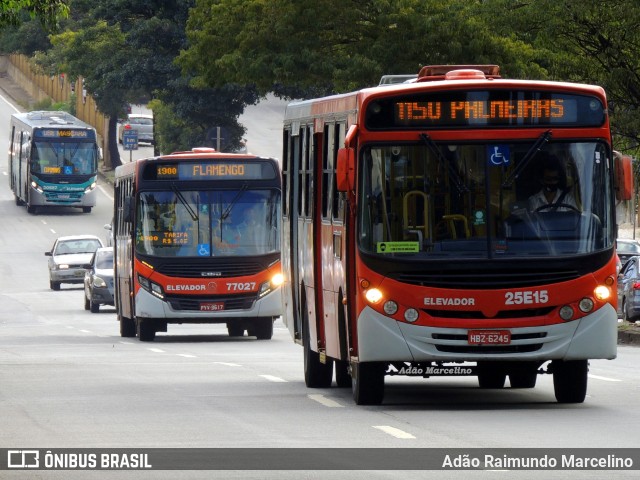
[123,196,134,223]
[337,147,355,192]
[614,152,634,201]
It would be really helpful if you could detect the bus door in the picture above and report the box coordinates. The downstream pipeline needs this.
[319,122,348,361]
[299,124,321,349]
[283,126,302,340]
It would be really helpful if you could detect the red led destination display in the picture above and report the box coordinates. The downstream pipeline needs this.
[365,90,606,129]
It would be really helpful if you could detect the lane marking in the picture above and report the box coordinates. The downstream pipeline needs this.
[79,329,91,333]
[588,374,621,382]
[307,394,343,408]
[148,348,165,353]
[177,354,196,358]
[260,374,287,383]
[0,92,21,112]
[373,426,416,439]
[213,362,242,367]
[98,184,113,201]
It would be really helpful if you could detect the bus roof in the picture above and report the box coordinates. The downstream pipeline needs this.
[285,66,607,123]
[114,148,279,178]
[11,110,95,130]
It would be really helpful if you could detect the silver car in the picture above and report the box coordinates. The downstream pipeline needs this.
[84,247,114,313]
[45,235,104,290]
[618,255,640,322]
[118,113,154,144]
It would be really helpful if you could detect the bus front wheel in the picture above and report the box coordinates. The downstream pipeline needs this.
[477,362,507,388]
[227,323,245,337]
[552,360,588,403]
[136,319,156,341]
[351,361,385,405]
[248,318,273,340]
[119,315,135,337]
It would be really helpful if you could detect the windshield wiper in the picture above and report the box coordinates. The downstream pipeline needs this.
[502,130,552,187]
[419,133,468,193]
[220,183,248,221]
[171,183,199,221]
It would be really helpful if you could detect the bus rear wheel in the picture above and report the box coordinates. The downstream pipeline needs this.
[351,361,385,405]
[335,360,351,388]
[303,311,332,388]
[552,360,588,403]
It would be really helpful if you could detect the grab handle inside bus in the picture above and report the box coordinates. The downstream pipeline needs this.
[336,147,355,192]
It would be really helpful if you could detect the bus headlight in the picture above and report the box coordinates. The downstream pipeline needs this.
[271,273,284,287]
[137,274,164,299]
[594,285,611,301]
[84,182,97,193]
[258,274,284,298]
[30,181,43,193]
[365,288,383,304]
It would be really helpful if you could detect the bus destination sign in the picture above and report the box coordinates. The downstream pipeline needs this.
[149,162,274,181]
[35,129,94,139]
[365,90,606,129]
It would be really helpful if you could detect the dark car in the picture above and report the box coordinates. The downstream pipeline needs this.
[617,255,640,322]
[616,238,640,266]
[83,247,114,313]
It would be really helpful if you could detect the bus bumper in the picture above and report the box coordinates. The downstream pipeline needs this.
[356,304,618,362]
[134,287,283,322]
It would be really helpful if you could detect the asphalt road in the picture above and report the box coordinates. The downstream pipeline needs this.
[1,82,639,480]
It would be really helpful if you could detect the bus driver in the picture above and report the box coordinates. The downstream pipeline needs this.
[528,154,579,212]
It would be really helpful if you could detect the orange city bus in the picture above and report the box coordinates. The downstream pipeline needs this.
[113,148,282,341]
[281,65,623,405]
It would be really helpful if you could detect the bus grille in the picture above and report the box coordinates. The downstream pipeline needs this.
[166,294,256,311]
[434,344,543,354]
[393,269,580,289]
[155,262,265,278]
[423,306,555,319]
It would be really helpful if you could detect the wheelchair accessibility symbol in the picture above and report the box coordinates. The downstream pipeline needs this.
[197,244,210,256]
[488,145,510,166]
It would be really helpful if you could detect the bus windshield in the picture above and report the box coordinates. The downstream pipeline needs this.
[31,141,98,175]
[136,188,280,257]
[358,140,614,258]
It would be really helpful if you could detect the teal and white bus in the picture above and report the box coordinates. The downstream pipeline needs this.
[8,111,100,214]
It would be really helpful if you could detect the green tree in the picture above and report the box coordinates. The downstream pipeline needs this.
[478,0,640,153]
[44,20,132,168]
[0,0,69,30]
[178,0,547,97]
[29,0,256,167]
